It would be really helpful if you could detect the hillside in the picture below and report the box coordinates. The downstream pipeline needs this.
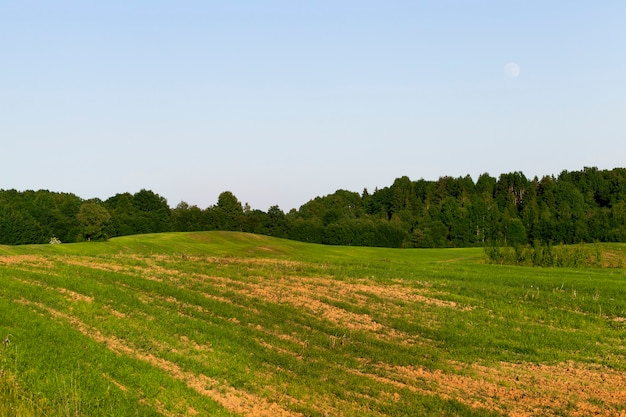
[2,232,626,416]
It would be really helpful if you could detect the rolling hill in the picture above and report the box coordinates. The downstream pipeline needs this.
[1,232,625,416]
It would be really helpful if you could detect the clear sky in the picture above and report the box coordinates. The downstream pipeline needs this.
[2,1,625,211]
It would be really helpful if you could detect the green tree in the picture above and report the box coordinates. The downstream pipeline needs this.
[212,191,244,231]
[287,217,324,243]
[104,193,137,236]
[77,201,111,241]
[0,210,45,245]
[502,216,527,246]
[132,189,172,234]
[265,205,289,238]
[171,201,206,232]
[412,220,448,248]
[390,176,418,223]
[495,172,529,212]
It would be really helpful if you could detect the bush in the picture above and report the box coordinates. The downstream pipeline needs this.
[485,241,608,268]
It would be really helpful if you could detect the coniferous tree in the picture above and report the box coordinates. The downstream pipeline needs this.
[211,191,244,231]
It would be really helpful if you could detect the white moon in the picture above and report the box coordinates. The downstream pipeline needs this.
[504,62,520,78]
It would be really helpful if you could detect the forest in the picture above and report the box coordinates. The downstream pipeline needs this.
[1,166,625,248]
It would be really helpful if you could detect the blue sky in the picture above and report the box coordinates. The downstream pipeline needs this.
[2,1,625,211]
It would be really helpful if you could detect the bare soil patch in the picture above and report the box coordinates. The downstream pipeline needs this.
[0,255,53,268]
[57,287,94,303]
[602,250,626,268]
[218,272,460,345]
[11,277,93,304]
[357,359,626,416]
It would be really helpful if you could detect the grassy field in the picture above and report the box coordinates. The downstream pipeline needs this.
[1,232,626,416]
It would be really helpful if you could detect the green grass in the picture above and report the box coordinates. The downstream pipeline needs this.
[1,231,626,416]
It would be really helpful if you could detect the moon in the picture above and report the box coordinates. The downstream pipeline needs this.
[504,62,520,78]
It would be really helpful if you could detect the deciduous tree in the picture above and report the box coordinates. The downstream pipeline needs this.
[77,201,111,241]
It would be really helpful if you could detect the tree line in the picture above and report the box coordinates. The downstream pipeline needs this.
[1,166,625,248]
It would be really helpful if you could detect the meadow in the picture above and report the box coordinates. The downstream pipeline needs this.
[1,231,625,416]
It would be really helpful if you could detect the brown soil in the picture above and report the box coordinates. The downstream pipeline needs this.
[57,287,94,303]
[353,359,626,417]
[101,373,129,392]
[602,250,626,268]
[0,255,52,267]
[11,277,93,304]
